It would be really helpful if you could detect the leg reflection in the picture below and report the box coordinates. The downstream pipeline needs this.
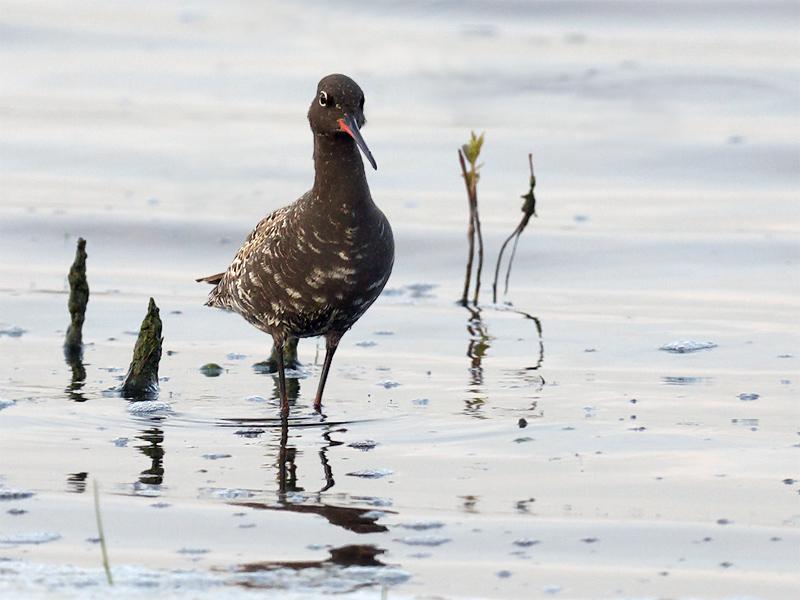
[234,420,390,534]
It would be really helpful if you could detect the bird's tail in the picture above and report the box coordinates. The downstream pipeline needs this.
[196,272,225,285]
[196,272,230,308]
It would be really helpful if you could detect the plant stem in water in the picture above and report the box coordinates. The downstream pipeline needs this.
[93,479,113,586]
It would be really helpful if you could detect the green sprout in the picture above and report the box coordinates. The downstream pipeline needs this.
[458,131,486,306]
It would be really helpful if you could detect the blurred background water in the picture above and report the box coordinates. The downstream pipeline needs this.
[1,1,798,598]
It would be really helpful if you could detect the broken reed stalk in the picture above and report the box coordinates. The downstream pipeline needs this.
[64,238,89,358]
[120,297,163,398]
[458,151,475,305]
[504,225,523,295]
[472,187,485,306]
[458,131,485,306]
[492,153,537,304]
[493,222,523,304]
[93,479,113,585]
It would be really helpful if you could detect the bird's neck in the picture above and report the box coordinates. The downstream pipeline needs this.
[311,133,370,204]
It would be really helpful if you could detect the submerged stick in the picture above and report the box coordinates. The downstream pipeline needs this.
[64,238,89,358]
[492,153,537,303]
[93,479,113,585]
[120,298,163,398]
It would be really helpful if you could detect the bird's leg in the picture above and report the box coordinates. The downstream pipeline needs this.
[272,335,289,418]
[314,332,342,412]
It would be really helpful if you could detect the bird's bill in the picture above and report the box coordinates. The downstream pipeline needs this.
[338,115,377,170]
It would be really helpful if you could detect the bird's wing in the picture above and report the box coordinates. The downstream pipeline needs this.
[196,205,292,285]
[237,205,293,257]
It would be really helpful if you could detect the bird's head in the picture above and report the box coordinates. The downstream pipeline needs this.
[308,74,377,170]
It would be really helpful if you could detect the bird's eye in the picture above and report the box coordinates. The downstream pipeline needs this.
[318,91,329,107]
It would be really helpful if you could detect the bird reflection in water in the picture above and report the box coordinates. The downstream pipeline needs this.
[230,416,393,583]
[235,543,387,574]
[235,417,390,534]
[273,375,301,413]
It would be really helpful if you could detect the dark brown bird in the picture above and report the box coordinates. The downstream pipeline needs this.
[197,74,394,416]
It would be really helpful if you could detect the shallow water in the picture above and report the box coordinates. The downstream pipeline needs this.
[1,1,799,598]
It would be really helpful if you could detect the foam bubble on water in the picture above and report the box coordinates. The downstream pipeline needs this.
[244,395,269,403]
[405,283,437,298]
[361,510,387,520]
[202,453,232,460]
[0,532,61,545]
[543,584,563,594]
[235,428,265,438]
[731,418,759,427]
[395,521,445,531]
[376,379,400,389]
[128,482,162,497]
[285,492,309,504]
[0,489,34,501]
[127,401,172,414]
[229,564,411,593]
[0,326,26,338]
[351,496,393,507]
[513,538,540,547]
[199,487,255,500]
[283,367,310,380]
[394,535,450,547]
[346,469,393,479]
[176,548,210,555]
[662,376,708,385]
[0,561,225,598]
[347,440,379,451]
[659,340,717,353]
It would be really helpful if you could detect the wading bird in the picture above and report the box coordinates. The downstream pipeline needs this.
[198,74,394,417]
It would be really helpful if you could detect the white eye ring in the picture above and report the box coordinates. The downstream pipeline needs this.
[318,91,329,107]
